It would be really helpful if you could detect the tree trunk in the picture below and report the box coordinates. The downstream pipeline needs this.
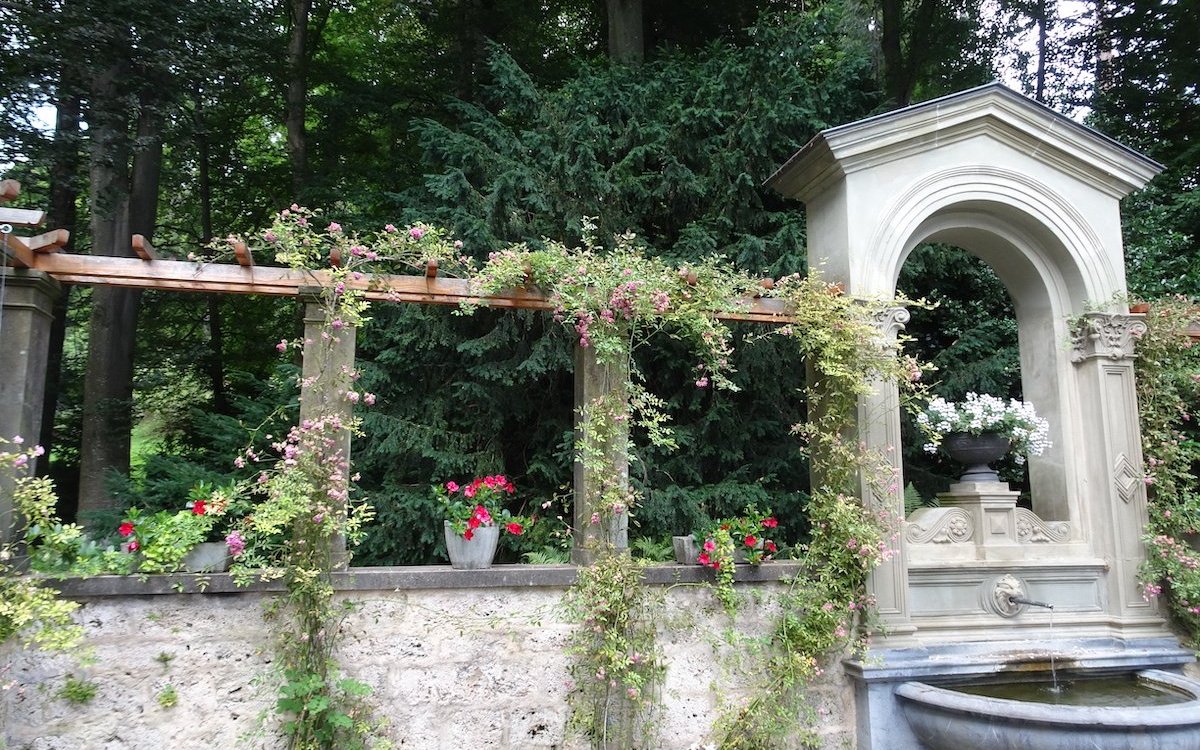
[286,0,311,200]
[1034,0,1049,102]
[880,0,906,106]
[78,92,161,520]
[40,80,80,472]
[606,0,643,65]
[195,99,229,414]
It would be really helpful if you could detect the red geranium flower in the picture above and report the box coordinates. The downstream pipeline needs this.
[506,522,524,535]
[118,521,135,537]
[761,517,778,528]
[697,552,711,566]
[464,528,474,541]
[765,540,778,553]
[467,515,481,530]
[744,534,758,548]
[128,540,140,552]
[192,500,207,515]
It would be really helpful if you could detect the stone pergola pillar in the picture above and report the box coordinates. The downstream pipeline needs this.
[0,268,61,544]
[298,288,357,566]
[571,345,630,565]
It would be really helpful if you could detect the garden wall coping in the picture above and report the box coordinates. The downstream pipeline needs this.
[48,560,807,597]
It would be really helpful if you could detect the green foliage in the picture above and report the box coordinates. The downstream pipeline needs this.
[276,668,375,750]
[1134,296,1200,642]
[58,675,98,705]
[157,684,179,709]
[564,554,664,748]
[407,6,878,270]
[0,438,84,652]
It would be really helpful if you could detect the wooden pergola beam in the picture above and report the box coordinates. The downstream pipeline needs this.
[0,179,20,203]
[27,251,797,323]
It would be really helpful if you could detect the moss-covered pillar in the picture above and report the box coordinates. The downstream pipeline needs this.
[572,344,630,565]
[298,288,357,567]
[0,268,61,545]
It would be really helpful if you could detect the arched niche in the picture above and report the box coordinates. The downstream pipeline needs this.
[767,83,1167,642]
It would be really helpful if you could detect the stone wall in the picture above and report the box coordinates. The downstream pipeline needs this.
[1,566,856,750]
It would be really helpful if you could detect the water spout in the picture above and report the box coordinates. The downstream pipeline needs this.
[1008,595,1054,610]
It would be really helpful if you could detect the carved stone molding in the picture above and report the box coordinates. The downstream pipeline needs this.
[1070,313,1148,363]
[906,507,974,544]
[1014,509,1070,543]
[873,306,911,339]
[1113,453,1143,504]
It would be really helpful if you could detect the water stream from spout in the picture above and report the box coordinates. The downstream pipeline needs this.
[1046,606,1059,694]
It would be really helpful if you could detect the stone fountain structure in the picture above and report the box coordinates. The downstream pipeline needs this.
[766,82,1199,748]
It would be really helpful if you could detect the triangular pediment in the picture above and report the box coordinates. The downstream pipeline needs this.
[765,82,1161,202]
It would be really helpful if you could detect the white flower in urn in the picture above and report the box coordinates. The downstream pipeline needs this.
[916,392,1051,464]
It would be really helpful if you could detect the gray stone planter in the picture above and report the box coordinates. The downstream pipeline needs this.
[181,542,231,573]
[673,535,698,565]
[444,521,499,570]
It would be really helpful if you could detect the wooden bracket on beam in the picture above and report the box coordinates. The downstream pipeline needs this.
[132,234,158,261]
[0,179,20,203]
[0,206,46,227]
[425,259,438,279]
[25,229,69,253]
[233,240,253,267]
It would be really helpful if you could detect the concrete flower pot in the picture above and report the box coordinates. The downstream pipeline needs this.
[673,535,699,565]
[444,521,499,570]
[181,542,231,573]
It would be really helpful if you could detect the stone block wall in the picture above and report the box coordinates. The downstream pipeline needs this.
[1,567,856,750]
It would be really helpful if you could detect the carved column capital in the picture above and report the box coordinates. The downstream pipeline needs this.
[873,306,910,339]
[1070,313,1147,363]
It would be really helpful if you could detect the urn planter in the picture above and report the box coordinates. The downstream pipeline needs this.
[942,431,1012,483]
[444,521,500,569]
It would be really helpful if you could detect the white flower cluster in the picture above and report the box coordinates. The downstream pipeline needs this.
[917,392,1051,462]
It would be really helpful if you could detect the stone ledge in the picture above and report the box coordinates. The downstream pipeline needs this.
[47,560,806,598]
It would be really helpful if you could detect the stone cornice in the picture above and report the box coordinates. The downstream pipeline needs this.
[765,83,1162,203]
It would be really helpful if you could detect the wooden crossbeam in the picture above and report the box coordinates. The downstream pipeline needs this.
[0,179,19,203]
[1,233,36,268]
[27,251,797,323]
